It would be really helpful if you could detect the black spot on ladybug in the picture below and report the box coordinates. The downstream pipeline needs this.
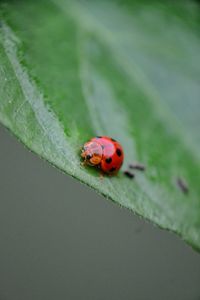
[110,167,116,172]
[116,148,122,157]
[111,138,116,142]
[124,171,135,179]
[86,154,92,160]
[105,157,112,164]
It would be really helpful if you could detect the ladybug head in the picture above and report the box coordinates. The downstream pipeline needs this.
[81,141,103,166]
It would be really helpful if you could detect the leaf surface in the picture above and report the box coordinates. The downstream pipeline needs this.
[0,0,200,250]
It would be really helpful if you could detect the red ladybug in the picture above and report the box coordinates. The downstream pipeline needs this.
[81,136,124,175]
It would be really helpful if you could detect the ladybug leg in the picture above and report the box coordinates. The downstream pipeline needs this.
[99,172,104,180]
[96,164,104,180]
[99,168,105,180]
[79,146,84,155]
[81,159,87,167]
[80,159,87,167]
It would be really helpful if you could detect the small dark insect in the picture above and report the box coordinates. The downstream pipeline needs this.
[176,177,189,194]
[129,162,146,171]
[123,171,135,179]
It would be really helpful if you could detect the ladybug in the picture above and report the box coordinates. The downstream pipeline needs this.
[81,136,124,175]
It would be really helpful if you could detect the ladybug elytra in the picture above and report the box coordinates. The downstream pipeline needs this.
[81,136,124,175]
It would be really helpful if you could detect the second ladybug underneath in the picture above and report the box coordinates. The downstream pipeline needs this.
[81,136,124,175]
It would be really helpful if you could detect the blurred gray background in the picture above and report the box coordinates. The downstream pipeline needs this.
[0,124,200,300]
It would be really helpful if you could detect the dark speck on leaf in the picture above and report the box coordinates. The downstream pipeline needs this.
[129,162,146,171]
[124,171,135,179]
[176,177,189,194]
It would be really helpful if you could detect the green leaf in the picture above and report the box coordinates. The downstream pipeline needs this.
[1,0,200,250]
